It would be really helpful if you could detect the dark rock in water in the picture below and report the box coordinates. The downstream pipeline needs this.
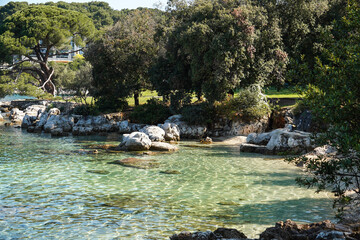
[200,137,213,144]
[170,228,248,240]
[108,158,160,169]
[85,144,118,151]
[96,193,153,209]
[213,228,247,239]
[86,170,110,175]
[217,201,240,206]
[159,170,181,175]
[260,219,343,240]
[170,220,360,240]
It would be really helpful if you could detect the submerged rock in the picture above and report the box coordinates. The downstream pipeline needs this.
[159,170,181,175]
[108,158,160,169]
[150,142,178,152]
[170,228,248,240]
[86,170,110,175]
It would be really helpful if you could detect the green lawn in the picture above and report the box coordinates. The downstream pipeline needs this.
[126,90,161,106]
[264,87,303,98]
[70,87,302,107]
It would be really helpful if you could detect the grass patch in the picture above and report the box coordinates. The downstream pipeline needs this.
[264,87,303,98]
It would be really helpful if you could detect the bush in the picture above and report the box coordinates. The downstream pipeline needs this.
[130,98,171,125]
[219,88,271,122]
[181,102,216,126]
[95,97,128,113]
[72,104,100,116]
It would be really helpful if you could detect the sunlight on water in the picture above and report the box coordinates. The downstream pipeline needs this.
[0,127,334,239]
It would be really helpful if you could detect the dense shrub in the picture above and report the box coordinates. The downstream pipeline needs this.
[72,104,100,116]
[219,88,271,122]
[130,98,171,125]
[181,102,216,126]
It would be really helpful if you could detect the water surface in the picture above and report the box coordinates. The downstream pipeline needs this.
[0,127,334,239]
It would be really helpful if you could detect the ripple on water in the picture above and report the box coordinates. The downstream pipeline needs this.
[0,127,334,239]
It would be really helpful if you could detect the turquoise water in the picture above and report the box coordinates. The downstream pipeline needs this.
[0,95,36,102]
[0,126,334,239]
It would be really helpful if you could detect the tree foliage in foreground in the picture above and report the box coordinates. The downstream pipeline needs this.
[85,8,163,110]
[151,0,288,104]
[0,5,95,96]
[288,0,360,213]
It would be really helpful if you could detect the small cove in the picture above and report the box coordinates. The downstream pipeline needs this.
[0,126,334,239]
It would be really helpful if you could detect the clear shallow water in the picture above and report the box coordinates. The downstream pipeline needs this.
[0,94,36,102]
[0,127,334,239]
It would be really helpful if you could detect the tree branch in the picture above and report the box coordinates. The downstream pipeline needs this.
[40,68,55,90]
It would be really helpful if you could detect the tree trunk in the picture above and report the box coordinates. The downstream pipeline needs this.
[134,91,139,106]
[197,92,203,102]
[39,63,57,96]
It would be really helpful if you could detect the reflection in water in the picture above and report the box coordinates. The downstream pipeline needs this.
[0,127,334,239]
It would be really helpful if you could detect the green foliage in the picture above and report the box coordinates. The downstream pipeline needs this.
[0,5,95,96]
[44,1,123,30]
[85,8,164,111]
[51,57,94,104]
[287,0,360,212]
[0,71,52,99]
[181,102,216,126]
[181,87,270,125]
[151,0,287,104]
[130,98,171,125]
[72,104,100,116]
[219,88,271,122]
[291,100,309,116]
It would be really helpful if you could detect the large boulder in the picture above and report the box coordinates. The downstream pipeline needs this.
[21,114,37,129]
[9,108,25,123]
[48,108,61,116]
[160,122,180,141]
[241,128,313,155]
[118,120,131,133]
[266,129,312,154]
[118,132,152,151]
[229,116,269,136]
[43,115,74,133]
[72,126,94,136]
[24,105,46,116]
[140,126,165,142]
[164,115,206,139]
[43,115,60,133]
[260,219,350,240]
[51,127,69,137]
[247,132,272,145]
[150,142,178,152]
[170,228,247,240]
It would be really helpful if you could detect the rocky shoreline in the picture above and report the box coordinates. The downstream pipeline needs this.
[2,100,358,239]
[170,219,360,240]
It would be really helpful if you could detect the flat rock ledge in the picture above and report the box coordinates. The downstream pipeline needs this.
[170,220,360,240]
[240,127,313,155]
